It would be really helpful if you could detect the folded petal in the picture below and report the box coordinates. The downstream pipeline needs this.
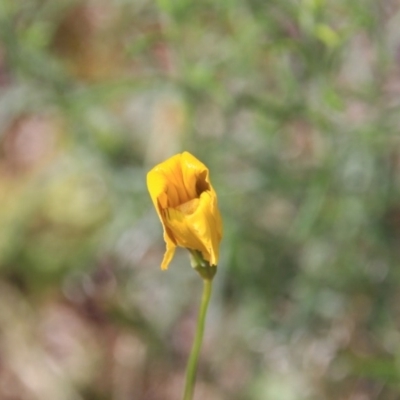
[185,191,222,265]
[163,191,222,266]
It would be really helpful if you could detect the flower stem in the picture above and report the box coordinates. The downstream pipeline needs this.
[183,278,213,400]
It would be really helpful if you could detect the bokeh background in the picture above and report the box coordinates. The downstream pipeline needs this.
[1,0,400,399]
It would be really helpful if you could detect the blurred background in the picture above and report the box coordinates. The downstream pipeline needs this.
[0,0,400,399]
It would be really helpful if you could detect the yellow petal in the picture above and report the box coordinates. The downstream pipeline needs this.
[186,190,222,265]
[163,191,222,266]
[161,233,176,270]
[180,152,211,198]
[146,152,223,269]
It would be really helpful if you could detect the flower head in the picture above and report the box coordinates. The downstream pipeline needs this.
[147,152,222,270]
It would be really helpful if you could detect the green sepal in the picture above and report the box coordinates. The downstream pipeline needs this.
[189,250,217,281]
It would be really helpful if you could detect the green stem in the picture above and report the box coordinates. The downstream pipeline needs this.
[183,278,213,400]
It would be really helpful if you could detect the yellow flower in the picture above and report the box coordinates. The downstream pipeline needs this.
[147,152,223,270]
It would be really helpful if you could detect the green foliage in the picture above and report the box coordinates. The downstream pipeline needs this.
[0,0,399,399]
